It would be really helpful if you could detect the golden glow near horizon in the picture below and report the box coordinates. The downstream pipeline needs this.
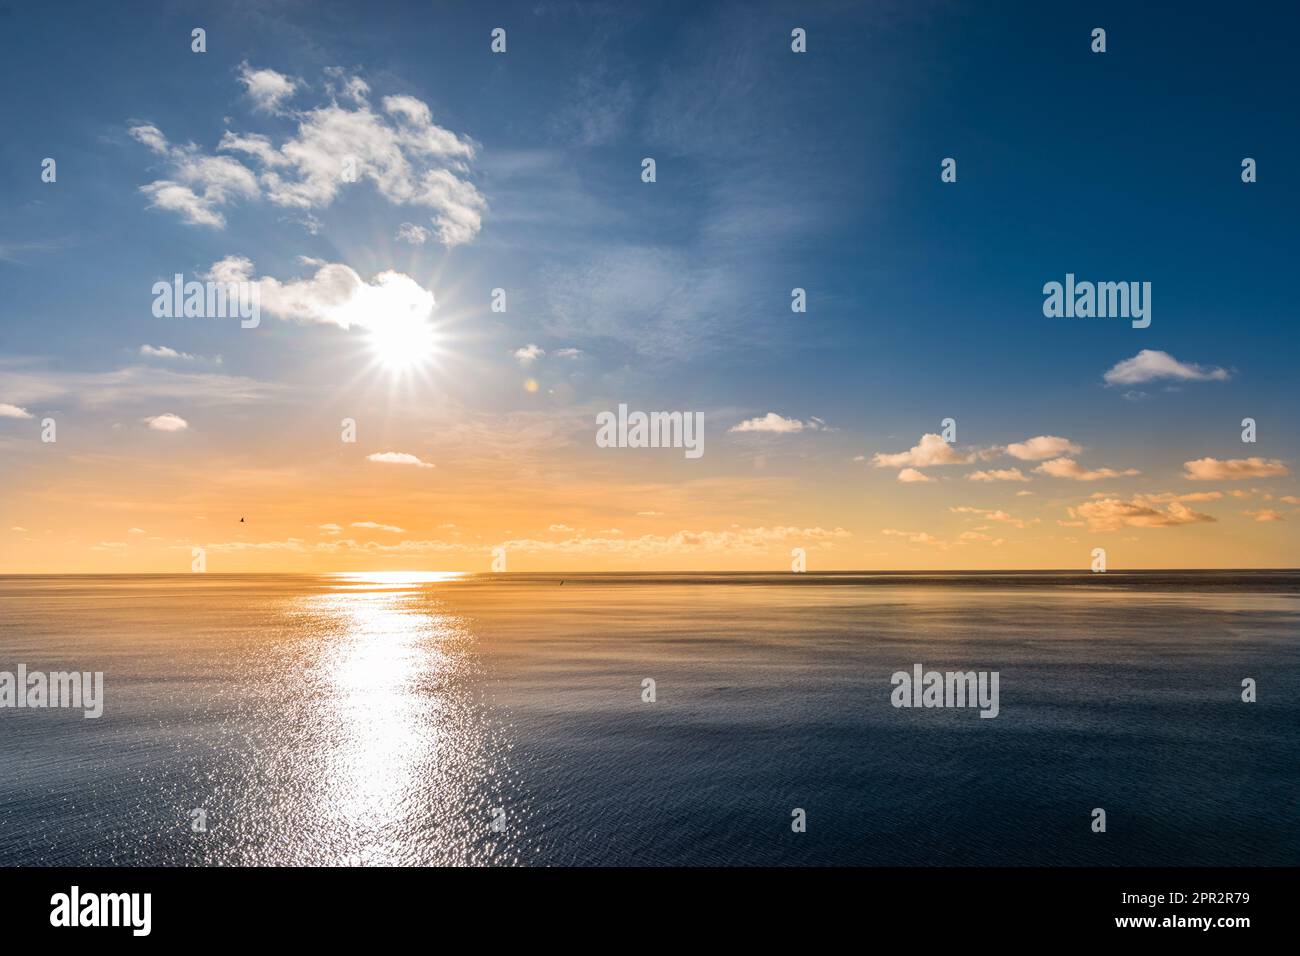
[2,427,1297,574]
[5,286,1293,574]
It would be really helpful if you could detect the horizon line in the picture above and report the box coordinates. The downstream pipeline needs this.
[2,567,1298,577]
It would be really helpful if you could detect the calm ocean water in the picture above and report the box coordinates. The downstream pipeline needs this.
[0,571,1296,866]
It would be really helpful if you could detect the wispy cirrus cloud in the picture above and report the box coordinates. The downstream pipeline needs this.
[0,358,280,409]
[498,525,850,557]
[1034,457,1139,481]
[967,468,1030,482]
[350,520,404,533]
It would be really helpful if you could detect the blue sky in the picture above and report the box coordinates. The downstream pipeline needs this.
[1,0,1297,571]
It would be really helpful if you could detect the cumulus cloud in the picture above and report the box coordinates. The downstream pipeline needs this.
[129,123,260,227]
[366,451,434,469]
[1068,497,1216,531]
[872,433,971,468]
[238,62,299,113]
[206,256,434,333]
[1006,436,1081,461]
[730,413,829,434]
[1245,509,1284,522]
[897,468,932,483]
[513,344,545,366]
[0,403,33,419]
[132,69,485,244]
[1034,457,1139,481]
[1183,457,1290,481]
[1103,350,1231,386]
[143,413,188,432]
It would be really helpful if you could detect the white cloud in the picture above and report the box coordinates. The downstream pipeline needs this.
[139,344,196,361]
[0,403,33,419]
[395,222,431,244]
[1034,458,1139,481]
[872,433,970,468]
[730,412,828,434]
[227,87,484,245]
[897,468,932,483]
[1005,436,1081,461]
[366,451,434,469]
[1183,457,1290,481]
[130,124,260,227]
[207,257,434,332]
[238,62,299,114]
[143,413,188,432]
[350,521,405,533]
[318,523,343,535]
[513,344,545,366]
[133,71,485,244]
[1103,350,1230,386]
[553,348,584,358]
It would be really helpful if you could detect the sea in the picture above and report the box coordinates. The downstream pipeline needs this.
[1,571,1296,866]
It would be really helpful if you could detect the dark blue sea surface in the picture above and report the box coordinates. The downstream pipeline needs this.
[0,571,1296,866]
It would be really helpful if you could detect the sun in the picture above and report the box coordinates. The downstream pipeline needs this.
[367,315,438,372]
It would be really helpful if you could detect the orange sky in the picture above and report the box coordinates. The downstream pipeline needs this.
[3,389,1296,573]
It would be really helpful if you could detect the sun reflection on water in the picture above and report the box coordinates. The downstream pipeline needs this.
[289,572,505,865]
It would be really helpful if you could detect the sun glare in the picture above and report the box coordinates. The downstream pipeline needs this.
[368,316,438,372]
